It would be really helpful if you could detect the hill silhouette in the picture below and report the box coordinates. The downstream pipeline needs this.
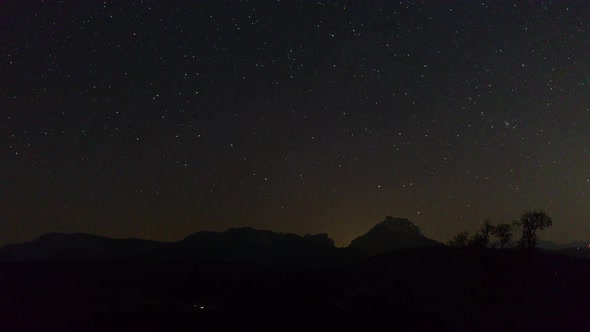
[537,239,589,250]
[0,233,164,261]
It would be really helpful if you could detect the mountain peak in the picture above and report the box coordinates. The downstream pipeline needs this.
[372,216,422,234]
[348,216,438,256]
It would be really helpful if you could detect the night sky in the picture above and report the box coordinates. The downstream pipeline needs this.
[2,1,589,247]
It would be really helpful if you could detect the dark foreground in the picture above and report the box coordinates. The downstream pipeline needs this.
[2,247,590,331]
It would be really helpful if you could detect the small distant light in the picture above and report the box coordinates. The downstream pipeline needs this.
[199,306,205,310]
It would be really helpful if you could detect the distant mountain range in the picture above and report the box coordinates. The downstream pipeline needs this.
[2,216,585,264]
[0,217,439,264]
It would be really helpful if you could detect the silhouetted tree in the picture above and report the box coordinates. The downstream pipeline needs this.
[448,231,470,248]
[492,223,513,249]
[468,232,488,249]
[480,220,494,247]
[465,220,495,249]
[485,219,494,231]
[515,210,552,249]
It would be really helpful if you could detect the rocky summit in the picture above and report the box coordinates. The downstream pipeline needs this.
[348,216,439,256]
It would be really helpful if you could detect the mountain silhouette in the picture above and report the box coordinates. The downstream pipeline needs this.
[0,233,163,261]
[348,216,439,256]
[174,227,342,264]
[0,228,344,264]
[0,218,439,264]
[182,227,334,249]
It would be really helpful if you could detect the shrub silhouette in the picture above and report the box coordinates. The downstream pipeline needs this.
[448,220,514,250]
[447,231,470,248]
[492,223,513,249]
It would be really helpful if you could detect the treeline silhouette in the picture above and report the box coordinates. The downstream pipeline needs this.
[448,210,553,250]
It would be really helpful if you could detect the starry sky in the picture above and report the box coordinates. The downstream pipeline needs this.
[2,1,589,247]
